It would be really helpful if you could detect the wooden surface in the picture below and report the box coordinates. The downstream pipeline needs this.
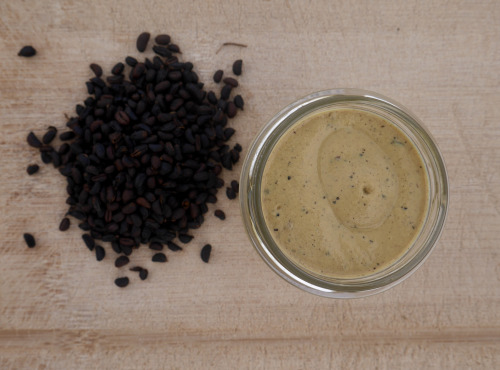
[0,1,499,369]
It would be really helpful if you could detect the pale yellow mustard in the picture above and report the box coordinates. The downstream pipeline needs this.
[261,108,429,278]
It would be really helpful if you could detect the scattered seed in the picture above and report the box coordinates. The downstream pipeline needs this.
[231,180,239,194]
[42,126,57,144]
[115,255,130,267]
[18,46,37,57]
[226,187,236,200]
[59,217,70,231]
[95,245,105,261]
[129,266,142,272]
[23,233,36,248]
[27,132,42,148]
[82,234,95,251]
[201,244,212,263]
[152,253,167,262]
[89,63,103,77]
[234,95,244,110]
[155,34,171,45]
[167,241,182,251]
[213,69,223,83]
[214,209,226,220]
[114,277,129,287]
[139,268,148,280]
[232,59,243,75]
[223,77,238,87]
[136,32,150,52]
[149,241,163,251]
[178,234,194,244]
[26,164,39,175]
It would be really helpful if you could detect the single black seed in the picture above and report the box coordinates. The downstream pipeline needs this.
[214,209,226,220]
[223,77,238,87]
[226,187,236,200]
[26,164,39,175]
[201,244,212,263]
[18,46,36,57]
[42,126,57,144]
[59,217,70,231]
[89,63,103,77]
[59,131,75,141]
[178,233,194,244]
[115,255,130,268]
[155,34,171,45]
[149,241,163,251]
[232,59,243,75]
[125,56,138,67]
[167,241,182,251]
[139,269,148,280]
[231,180,239,194]
[111,62,125,75]
[23,233,36,248]
[114,277,129,288]
[27,132,42,148]
[213,70,223,83]
[226,101,237,118]
[152,253,167,262]
[82,234,95,251]
[95,245,105,261]
[129,266,142,272]
[233,95,244,110]
[136,32,151,52]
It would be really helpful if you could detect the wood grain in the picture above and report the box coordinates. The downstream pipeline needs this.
[0,0,499,369]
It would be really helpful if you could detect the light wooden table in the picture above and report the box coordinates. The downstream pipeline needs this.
[0,1,499,369]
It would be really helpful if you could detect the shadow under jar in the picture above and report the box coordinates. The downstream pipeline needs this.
[240,89,448,298]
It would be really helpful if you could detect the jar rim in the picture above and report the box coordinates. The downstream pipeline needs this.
[240,89,449,298]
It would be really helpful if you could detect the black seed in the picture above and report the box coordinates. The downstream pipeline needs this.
[136,32,151,52]
[149,242,163,251]
[226,187,236,200]
[167,241,182,251]
[213,70,223,83]
[89,63,103,77]
[214,209,226,220]
[223,77,238,87]
[226,101,237,118]
[178,233,194,244]
[114,277,129,288]
[111,62,124,75]
[232,59,243,75]
[139,268,148,280]
[23,233,36,248]
[201,244,212,263]
[59,131,75,141]
[95,245,105,261]
[115,255,130,268]
[152,45,171,57]
[152,253,167,262]
[231,180,239,194]
[18,46,36,57]
[42,126,57,144]
[125,56,138,67]
[220,85,232,100]
[155,34,171,45]
[129,266,143,272]
[27,132,42,148]
[59,217,70,231]
[26,164,39,175]
[82,234,95,251]
[233,95,244,109]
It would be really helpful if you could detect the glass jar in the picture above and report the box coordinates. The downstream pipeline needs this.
[240,89,449,298]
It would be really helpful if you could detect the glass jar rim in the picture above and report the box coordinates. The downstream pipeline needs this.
[239,89,449,298]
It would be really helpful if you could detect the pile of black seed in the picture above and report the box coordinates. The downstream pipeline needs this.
[24,32,244,287]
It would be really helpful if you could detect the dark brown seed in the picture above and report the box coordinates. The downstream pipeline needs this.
[167,241,182,251]
[89,63,103,77]
[27,132,42,148]
[226,187,236,200]
[26,164,39,175]
[111,62,125,75]
[178,234,194,244]
[129,266,142,272]
[223,77,238,87]
[18,46,36,57]
[23,233,36,248]
[59,217,70,231]
[221,85,232,100]
[234,95,244,110]
[125,56,138,66]
[167,44,180,53]
[155,34,171,45]
[115,255,130,268]
[152,253,167,262]
[201,244,212,263]
[42,126,57,144]
[82,234,95,251]
[213,70,223,83]
[59,131,75,141]
[136,32,151,52]
[214,209,226,220]
[226,102,237,118]
[139,269,148,280]
[95,245,105,261]
[149,242,163,251]
[114,277,129,288]
[231,180,239,194]
[232,59,243,75]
